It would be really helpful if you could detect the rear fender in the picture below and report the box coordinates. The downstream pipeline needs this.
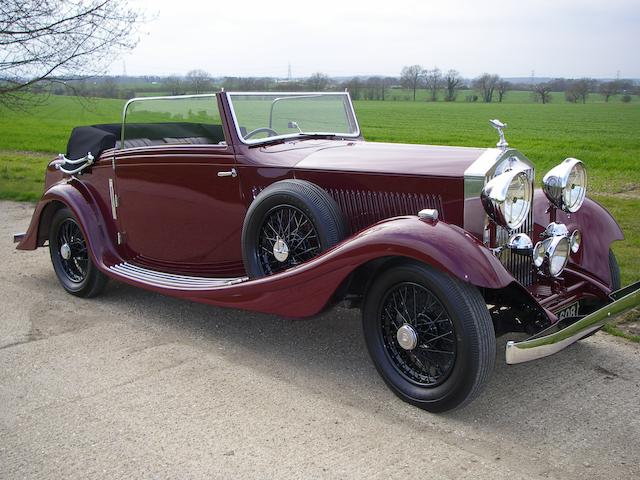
[16,180,120,269]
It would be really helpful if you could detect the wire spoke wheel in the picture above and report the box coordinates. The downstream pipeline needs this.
[56,219,89,283]
[48,207,108,298]
[380,282,457,387]
[257,205,321,275]
[242,180,347,279]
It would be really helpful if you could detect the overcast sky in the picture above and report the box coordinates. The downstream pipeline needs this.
[114,0,640,79]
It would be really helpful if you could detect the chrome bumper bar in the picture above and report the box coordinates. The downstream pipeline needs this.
[13,232,25,243]
[506,281,640,364]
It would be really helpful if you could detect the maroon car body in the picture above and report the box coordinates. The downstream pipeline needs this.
[15,91,639,412]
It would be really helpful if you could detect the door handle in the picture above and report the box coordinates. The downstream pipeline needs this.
[217,168,237,178]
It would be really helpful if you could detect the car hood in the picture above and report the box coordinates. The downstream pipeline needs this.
[260,140,487,177]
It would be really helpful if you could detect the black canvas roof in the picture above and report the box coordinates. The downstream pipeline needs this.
[65,123,225,160]
[65,124,120,160]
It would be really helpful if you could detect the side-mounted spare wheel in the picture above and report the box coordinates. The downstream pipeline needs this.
[49,207,108,298]
[242,179,348,278]
[362,262,496,413]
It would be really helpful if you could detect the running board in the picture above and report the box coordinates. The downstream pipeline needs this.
[108,262,247,290]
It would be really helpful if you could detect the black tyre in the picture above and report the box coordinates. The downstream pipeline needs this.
[362,262,495,413]
[49,207,108,297]
[242,179,347,277]
[579,249,621,340]
[609,249,621,291]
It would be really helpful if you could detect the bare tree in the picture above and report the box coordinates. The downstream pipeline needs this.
[164,75,185,96]
[364,76,380,100]
[599,80,621,102]
[531,83,553,104]
[496,80,511,103]
[565,78,592,104]
[186,69,212,94]
[400,65,424,101]
[343,77,362,100]
[472,73,500,103]
[443,70,462,102]
[0,0,145,108]
[382,76,395,101]
[424,67,441,101]
[306,72,330,91]
[95,76,118,98]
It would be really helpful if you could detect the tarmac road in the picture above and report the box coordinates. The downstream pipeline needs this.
[1,200,639,480]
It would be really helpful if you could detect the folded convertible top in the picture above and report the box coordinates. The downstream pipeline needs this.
[65,123,225,160]
[65,124,120,160]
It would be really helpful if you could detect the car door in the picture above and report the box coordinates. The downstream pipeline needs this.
[112,96,247,278]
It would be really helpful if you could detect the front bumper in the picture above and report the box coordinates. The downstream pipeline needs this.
[506,281,640,364]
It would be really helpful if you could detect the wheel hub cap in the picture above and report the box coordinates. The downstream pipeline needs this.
[397,324,418,350]
[273,238,289,262]
[60,243,71,260]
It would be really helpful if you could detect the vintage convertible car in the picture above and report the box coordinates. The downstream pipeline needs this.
[15,92,639,412]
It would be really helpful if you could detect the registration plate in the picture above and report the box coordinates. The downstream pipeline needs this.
[555,302,580,321]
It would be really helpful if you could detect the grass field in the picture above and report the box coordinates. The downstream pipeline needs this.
[0,95,638,288]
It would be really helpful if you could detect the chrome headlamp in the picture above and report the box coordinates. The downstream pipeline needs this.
[533,236,571,277]
[481,169,532,230]
[542,158,587,213]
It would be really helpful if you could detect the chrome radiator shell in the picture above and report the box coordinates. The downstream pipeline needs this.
[464,148,535,286]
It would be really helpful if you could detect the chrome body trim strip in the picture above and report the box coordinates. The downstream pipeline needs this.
[108,178,117,220]
[108,262,247,290]
[505,281,640,364]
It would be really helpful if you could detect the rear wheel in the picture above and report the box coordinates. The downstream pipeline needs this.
[49,208,107,297]
[362,262,495,413]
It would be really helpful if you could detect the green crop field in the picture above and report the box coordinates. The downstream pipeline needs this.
[0,94,638,288]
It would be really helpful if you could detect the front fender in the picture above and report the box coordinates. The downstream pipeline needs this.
[343,216,514,289]
[533,191,624,288]
[175,216,515,317]
[16,180,120,269]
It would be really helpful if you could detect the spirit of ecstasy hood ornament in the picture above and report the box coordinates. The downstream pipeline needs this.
[489,119,508,150]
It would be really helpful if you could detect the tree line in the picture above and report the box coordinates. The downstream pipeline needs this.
[43,69,640,105]
[399,66,638,104]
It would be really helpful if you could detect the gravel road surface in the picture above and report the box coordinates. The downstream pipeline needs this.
[1,200,639,479]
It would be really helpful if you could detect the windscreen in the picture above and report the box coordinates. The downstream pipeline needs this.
[228,93,359,144]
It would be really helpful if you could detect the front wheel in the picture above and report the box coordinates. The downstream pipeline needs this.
[362,262,495,413]
[49,207,108,298]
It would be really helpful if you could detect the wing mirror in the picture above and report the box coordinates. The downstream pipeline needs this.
[288,121,303,133]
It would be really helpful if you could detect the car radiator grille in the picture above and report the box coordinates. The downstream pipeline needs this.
[490,170,535,287]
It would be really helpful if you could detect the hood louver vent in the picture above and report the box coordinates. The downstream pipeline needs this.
[326,189,444,234]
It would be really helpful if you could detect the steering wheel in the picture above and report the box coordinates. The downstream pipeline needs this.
[245,127,279,139]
